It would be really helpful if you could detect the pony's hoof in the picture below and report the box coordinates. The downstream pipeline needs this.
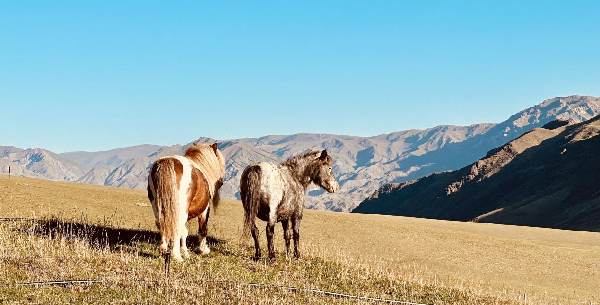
[181,250,190,259]
[200,247,211,255]
[172,255,184,263]
[159,246,168,257]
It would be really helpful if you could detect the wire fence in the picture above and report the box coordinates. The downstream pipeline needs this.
[0,217,40,222]
[1,278,430,305]
[13,279,105,287]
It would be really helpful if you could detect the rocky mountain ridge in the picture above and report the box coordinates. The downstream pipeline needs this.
[2,95,600,212]
[353,115,600,231]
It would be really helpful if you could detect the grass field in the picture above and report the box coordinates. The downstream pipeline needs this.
[1,175,599,304]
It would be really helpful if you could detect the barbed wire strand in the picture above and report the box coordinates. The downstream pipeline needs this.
[1,277,429,305]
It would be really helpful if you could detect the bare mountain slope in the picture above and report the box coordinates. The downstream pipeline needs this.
[353,116,600,231]
[69,124,498,212]
[227,125,495,211]
[75,144,184,189]
[61,144,163,168]
[0,146,88,181]
[388,95,600,185]
[3,95,600,213]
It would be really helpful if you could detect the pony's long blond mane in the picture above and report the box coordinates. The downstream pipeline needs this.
[184,144,226,205]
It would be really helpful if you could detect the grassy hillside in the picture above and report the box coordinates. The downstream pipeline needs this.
[1,175,599,304]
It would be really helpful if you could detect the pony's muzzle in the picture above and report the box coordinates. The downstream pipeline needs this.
[326,181,340,193]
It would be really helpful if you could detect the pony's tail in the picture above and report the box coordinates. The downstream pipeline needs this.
[241,166,261,240]
[149,159,180,258]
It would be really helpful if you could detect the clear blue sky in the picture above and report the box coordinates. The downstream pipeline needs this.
[2,1,599,153]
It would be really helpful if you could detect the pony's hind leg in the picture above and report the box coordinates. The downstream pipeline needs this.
[266,223,276,260]
[291,217,301,259]
[198,206,211,255]
[171,234,184,262]
[156,220,169,257]
[250,221,261,259]
[282,219,292,257]
[159,235,168,258]
[170,214,187,262]
[180,225,190,259]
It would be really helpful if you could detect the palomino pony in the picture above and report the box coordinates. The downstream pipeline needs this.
[241,150,339,259]
[147,143,225,263]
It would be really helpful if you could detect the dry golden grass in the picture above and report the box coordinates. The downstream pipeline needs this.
[1,175,599,304]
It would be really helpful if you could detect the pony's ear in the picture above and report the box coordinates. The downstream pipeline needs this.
[319,150,328,160]
[211,143,218,153]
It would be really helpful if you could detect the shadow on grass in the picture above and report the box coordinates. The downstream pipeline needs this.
[27,219,225,258]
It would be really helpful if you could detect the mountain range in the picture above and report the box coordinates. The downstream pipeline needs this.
[353,115,600,231]
[2,95,600,212]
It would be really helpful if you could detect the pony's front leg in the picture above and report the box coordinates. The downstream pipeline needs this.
[281,219,292,257]
[266,222,276,260]
[198,206,211,255]
[291,217,301,259]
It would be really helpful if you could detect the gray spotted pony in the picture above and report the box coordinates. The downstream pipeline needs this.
[240,150,339,260]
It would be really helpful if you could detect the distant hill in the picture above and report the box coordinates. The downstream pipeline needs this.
[0,146,89,181]
[353,116,600,232]
[61,144,163,168]
[2,95,600,212]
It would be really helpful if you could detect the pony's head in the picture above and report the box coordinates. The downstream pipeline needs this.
[311,150,339,193]
[185,143,226,205]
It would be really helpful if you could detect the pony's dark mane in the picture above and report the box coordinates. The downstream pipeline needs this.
[281,150,322,167]
[281,150,333,188]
